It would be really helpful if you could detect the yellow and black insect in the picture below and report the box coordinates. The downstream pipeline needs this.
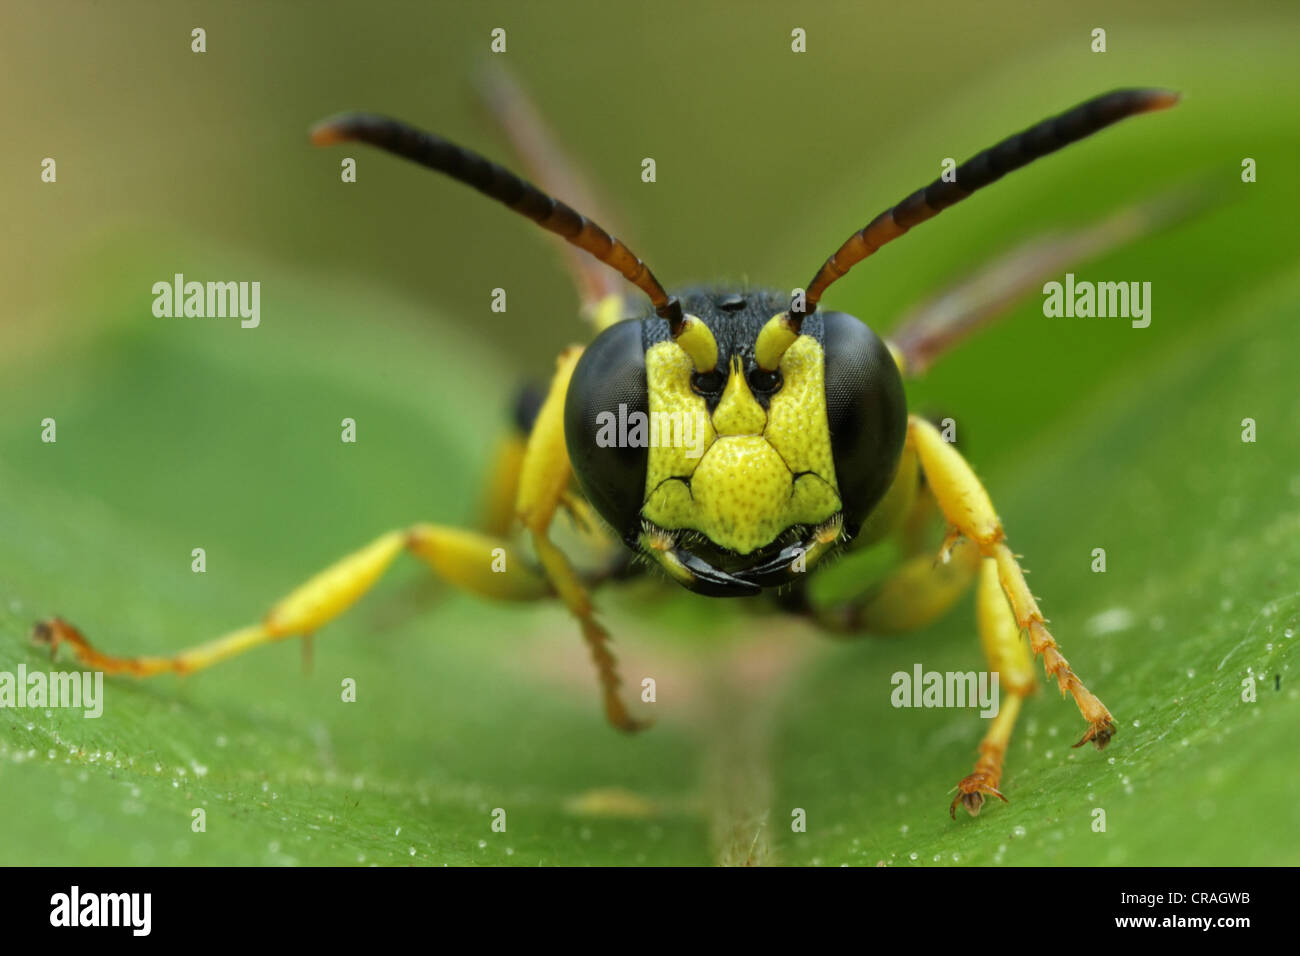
[35,82,1179,818]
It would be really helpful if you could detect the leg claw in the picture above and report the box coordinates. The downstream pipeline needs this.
[604,696,653,734]
[32,617,81,661]
[949,772,1008,819]
[610,714,653,734]
[1073,716,1116,750]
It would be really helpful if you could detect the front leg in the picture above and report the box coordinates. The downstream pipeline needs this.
[34,525,549,677]
[909,415,1115,749]
[516,345,648,733]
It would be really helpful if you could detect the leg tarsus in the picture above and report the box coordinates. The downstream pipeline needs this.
[34,523,544,680]
[533,532,648,732]
[949,560,1034,819]
[950,769,1009,819]
[1020,614,1115,750]
[585,619,651,733]
[910,415,1115,752]
[31,616,238,677]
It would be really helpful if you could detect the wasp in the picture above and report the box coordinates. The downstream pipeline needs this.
[35,79,1179,818]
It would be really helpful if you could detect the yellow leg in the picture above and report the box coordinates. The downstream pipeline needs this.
[909,415,1115,749]
[36,344,643,734]
[951,557,1037,817]
[33,525,548,677]
[516,345,647,732]
[480,433,527,537]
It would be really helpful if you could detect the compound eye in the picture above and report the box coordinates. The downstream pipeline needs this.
[691,369,725,394]
[563,320,649,542]
[821,311,908,536]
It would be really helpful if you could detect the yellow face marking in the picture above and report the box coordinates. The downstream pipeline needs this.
[642,333,840,555]
[754,312,798,371]
[674,314,719,371]
[711,356,766,435]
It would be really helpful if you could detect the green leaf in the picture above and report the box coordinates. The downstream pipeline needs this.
[4,19,1300,866]
[5,260,1298,865]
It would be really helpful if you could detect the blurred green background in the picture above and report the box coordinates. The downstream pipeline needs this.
[1,0,1298,866]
